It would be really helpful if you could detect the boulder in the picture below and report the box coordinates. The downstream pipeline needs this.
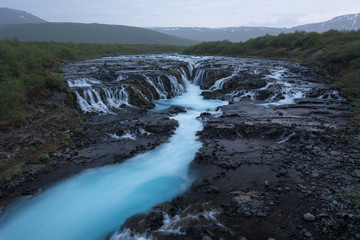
[167,105,187,114]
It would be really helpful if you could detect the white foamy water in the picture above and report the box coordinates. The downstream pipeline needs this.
[74,86,129,113]
[111,209,225,240]
[154,77,226,112]
[109,133,136,141]
[67,78,101,88]
[226,67,310,106]
[259,68,307,106]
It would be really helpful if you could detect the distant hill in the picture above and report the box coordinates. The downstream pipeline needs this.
[0,22,198,46]
[150,13,360,42]
[149,27,285,42]
[0,8,46,25]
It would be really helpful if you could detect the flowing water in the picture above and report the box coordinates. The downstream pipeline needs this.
[0,59,225,240]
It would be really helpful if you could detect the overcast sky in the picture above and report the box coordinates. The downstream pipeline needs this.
[2,0,360,28]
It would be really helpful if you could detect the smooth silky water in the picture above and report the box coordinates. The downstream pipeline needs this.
[0,77,225,240]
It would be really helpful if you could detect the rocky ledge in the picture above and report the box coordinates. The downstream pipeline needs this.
[118,57,360,240]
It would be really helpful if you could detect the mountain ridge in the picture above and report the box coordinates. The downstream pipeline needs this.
[0,7,46,25]
[150,13,360,42]
[0,8,198,45]
[0,22,198,46]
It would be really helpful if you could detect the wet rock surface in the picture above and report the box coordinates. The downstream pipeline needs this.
[118,56,360,240]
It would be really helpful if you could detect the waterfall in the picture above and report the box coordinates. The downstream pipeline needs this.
[192,69,207,85]
[144,75,165,99]
[74,86,129,113]
[187,63,194,79]
[155,76,168,99]
[166,74,186,96]
[68,71,187,114]
[67,78,102,88]
[209,68,240,90]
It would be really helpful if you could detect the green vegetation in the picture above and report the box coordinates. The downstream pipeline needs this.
[0,22,198,46]
[184,30,360,121]
[0,40,187,124]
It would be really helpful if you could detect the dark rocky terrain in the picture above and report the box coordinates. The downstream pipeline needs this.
[1,55,359,240]
[0,106,179,208]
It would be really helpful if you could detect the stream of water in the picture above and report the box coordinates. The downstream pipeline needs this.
[0,71,225,240]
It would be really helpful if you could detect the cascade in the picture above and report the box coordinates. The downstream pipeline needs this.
[209,67,241,90]
[70,70,187,113]
[75,86,129,113]
[192,69,207,85]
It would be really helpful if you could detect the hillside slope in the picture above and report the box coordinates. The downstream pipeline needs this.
[0,8,46,25]
[0,22,198,46]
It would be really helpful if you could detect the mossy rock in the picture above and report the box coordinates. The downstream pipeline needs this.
[126,87,155,108]
[223,77,267,90]
[124,78,160,100]
[169,69,183,83]
[39,153,50,162]
[160,75,173,93]
[201,70,230,89]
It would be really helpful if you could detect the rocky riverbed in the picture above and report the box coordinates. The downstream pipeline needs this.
[115,56,360,240]
[1,55,359,240]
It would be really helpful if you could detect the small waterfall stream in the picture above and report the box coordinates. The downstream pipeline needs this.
[0,56,225,240]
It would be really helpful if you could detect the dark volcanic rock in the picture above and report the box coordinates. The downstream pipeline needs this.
[223,75,267,90]
[167,105,187,114]
[116,56,360,240]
